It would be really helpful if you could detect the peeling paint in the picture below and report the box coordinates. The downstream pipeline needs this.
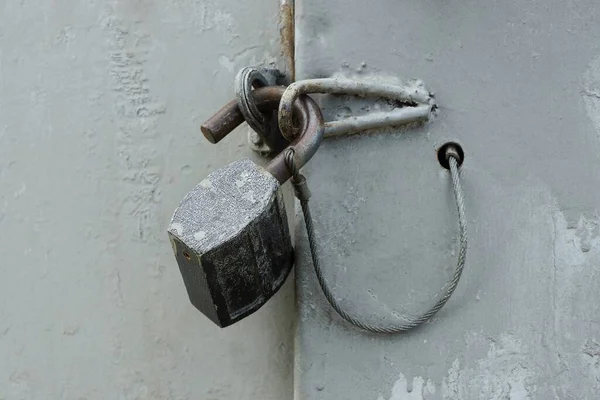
[199,178,213,189]
[194,230,207,242]
[378,373,435,400]
[169,222,184,236]
[442,334,535,400]
[101,5,165,245]
[582,339,600,362]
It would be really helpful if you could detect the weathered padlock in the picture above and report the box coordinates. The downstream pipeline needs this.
[168,87,324,327]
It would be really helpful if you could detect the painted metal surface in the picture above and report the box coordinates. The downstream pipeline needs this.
[295,1,600,399]
[0,0,293,398]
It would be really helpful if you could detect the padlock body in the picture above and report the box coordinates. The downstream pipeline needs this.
[168,158,293,327]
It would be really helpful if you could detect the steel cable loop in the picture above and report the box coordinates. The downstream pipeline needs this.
[286,150,467,333]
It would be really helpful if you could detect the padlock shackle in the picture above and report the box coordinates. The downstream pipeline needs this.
[201,86,324,184]
[265,96,323,183]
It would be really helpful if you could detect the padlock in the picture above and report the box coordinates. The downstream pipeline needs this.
[168,87,324,327]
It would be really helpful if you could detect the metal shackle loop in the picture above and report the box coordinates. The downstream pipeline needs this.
[200,86,325,184]
[278,78,434,141]
[235,67,289,153]
[235,68,271,128]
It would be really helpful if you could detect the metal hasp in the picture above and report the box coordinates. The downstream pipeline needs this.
[278,77,435,140]
[169,88,324,327]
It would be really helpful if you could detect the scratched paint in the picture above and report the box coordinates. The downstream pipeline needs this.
[582,54,600,142]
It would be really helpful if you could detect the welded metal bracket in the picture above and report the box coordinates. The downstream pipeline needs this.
[277,76,436,141]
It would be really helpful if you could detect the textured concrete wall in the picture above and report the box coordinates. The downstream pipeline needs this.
[0,1,293,399]
[295,1,600,399]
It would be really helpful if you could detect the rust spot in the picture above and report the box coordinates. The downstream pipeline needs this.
[279,2,295,82]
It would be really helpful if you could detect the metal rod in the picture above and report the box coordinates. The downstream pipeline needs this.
[201,86,285,144]
[324,105,430,138]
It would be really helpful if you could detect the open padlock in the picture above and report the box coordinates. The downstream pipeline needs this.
[168,87,324,327]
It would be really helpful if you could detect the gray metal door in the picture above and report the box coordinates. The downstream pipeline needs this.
[294,1,600,398]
